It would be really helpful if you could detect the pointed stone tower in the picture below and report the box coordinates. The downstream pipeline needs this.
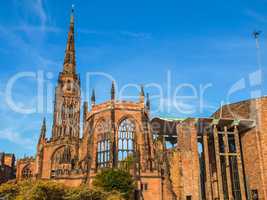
[111,81,115,100]
[146,93,150,110]
[52,7,81,140]
[36,118,46,178]
[91,89,96,106]
[140,85,145,103]
[38,118,46,144]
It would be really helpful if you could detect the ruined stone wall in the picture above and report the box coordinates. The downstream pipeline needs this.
[174,119,200,199]
[16,158,35,181]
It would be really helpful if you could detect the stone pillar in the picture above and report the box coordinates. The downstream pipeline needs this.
[110,104,116,168]
[223,126,233,200]
[213,125,224,199]
[177,125,184,199]
[203,130,212,200]
[234,126,247,200]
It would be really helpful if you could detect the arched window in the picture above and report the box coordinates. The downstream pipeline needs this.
[50,146,74,178]
[96,121,110,168]
[118,119,135,161]
[22,165,32,179]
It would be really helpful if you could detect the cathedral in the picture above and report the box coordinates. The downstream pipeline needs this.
[16,9,267,200]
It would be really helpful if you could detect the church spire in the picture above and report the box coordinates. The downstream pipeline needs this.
[91,89,96,105]
[63,5,76,74]
[146,93,150,110]
[140,85,145,102]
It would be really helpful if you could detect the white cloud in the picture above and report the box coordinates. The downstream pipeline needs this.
[0,129,34,149]
[11,24,62,33]
[0,24,59,70]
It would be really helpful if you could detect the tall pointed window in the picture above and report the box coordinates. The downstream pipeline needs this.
[22,165,32,179]
[96,121,110,168]
[118,119,135,161]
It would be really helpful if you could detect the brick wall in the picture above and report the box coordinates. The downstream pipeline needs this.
[174,119,200,199]
[213,97,267,199]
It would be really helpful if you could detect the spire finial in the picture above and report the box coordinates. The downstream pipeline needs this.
[91,89,96,105]
[139,85,145,102]
[39,118,46,143]
[70,4,75,24]
[140,85,145,97]
[111,81,115,100]
[63,5,76,74]
[42,117,46,127]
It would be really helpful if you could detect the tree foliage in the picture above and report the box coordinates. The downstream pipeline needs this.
[92,169,135,199]
[0,180,124,200]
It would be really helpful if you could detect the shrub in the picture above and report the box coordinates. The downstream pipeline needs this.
[0,181,19,200]
[28,181,65,200]
[64,186,105,200]
[0,180,124,200]
[92,169,135,199]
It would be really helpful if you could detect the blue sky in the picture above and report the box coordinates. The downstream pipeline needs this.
[0,0,266,158]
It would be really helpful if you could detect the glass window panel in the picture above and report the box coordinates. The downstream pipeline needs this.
[119,151,123,160]
[98,143,101,152]
[128,140,133,150]
[96,122,110,168]
[123,140,127,149]
[118,119,135,161]
[228,134,236,153]
[119,140,123,149]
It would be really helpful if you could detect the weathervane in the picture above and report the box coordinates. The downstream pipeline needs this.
[70,4,75,23]
[252,30,262,49]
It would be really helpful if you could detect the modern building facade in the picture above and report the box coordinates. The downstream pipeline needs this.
[16,9,267,200]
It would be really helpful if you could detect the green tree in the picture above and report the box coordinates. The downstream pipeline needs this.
[92,169,135,199]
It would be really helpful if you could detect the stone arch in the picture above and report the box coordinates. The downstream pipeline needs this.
[51,145,67,160]
[117,115,143,145]
[50,145,74,178]
[94,118,112,139]
[22,164,33,179]
[117,115,142,133]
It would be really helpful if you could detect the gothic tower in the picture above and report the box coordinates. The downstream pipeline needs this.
[52,7,81,140]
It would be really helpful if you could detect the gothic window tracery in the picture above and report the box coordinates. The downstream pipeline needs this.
[118,119,135,162]
[51,146,74,177]
[96,121,110,168]
[22,165,32,179]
